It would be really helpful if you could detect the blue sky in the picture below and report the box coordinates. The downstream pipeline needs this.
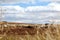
[0,0,60,24]
[0,2,50,7]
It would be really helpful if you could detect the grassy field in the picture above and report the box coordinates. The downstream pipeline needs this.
[0,22,60,40]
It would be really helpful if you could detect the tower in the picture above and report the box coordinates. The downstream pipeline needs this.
[0,6,2,21]
[0,6,4,22]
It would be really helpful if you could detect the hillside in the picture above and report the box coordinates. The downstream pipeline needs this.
[0,21,60,40]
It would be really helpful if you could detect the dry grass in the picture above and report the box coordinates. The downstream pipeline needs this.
[0,23,60,40]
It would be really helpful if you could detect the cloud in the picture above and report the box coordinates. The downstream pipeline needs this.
[38,0,60,2]
[25,3,60,12]
[1,6,24,14]
[0,0,60,4]
[0,0,36,4]
[0,2,60,23]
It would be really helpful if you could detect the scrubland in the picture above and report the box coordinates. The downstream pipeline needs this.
[0,22,60,40]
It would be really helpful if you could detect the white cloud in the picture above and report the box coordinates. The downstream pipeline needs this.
[0,0,60,4]
[1,6,24,14]
[25,3,60,12]
[38,0,60,2]
[0,0,36,4]
[0,3,60,23]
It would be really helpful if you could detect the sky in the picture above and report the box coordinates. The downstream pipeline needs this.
[0,0,60,24]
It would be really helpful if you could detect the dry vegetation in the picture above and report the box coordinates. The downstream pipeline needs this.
[0,22,60,40]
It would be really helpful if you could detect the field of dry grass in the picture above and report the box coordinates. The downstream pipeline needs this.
[0,22,60,40]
